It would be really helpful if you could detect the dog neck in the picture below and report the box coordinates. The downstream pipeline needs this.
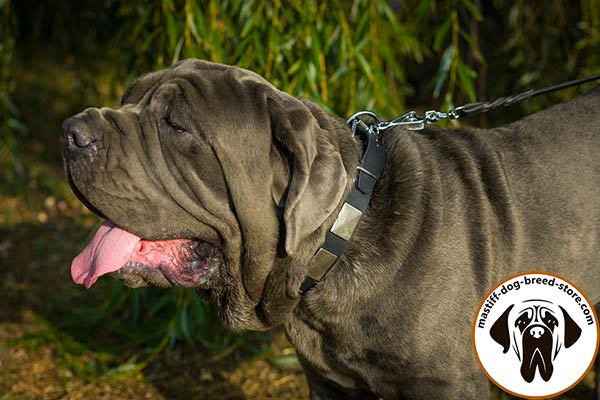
[300,123,386,292]
[287,124,428,334]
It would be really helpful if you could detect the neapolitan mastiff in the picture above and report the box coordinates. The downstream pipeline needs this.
[63,59,600,399]
[490,300,582,383]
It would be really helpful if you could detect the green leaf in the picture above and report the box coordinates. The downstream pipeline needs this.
[287,59,303,76]
[517,71,540,87]
[459,30,485,64]
[355,52,374,81]
[178,308,191,342]
[434,16,452,52]
[354,36,371,54]
[187,13,201,43]
[171,36,184,65]
[240,14,255,38]
[190,294,207,324]
[306,61,318,93]
[270,355,301,370]
[131,288,141,324]
[147,293,174,317]
[165,11,179,50]
[457,59,477,101]
[461,0,483,21]
[434,45,453,98]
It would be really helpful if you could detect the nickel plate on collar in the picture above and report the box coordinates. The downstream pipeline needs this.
[330,203,362,241]
[307,248,338,281]
[306,203,363,281]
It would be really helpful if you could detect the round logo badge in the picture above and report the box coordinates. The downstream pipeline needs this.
[472,271,599,398]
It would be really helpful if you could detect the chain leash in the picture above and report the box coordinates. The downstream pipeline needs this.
[347,73,600,138]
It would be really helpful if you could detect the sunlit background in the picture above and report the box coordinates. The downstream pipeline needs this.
[1,1,599,398]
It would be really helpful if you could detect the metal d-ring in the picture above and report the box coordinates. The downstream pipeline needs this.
[346,110,383,137]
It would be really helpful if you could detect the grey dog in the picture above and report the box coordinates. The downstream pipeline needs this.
[63,59,600,399]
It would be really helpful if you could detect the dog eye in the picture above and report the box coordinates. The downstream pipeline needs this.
[162,114,187,133]
[515,315,529,326]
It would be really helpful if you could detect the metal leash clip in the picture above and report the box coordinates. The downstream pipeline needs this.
[345,72,600,138]
[346,110,382,138]
[347,109,460,137]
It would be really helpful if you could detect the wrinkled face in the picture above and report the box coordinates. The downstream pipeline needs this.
[510,302,561,382]
[491,300,582,383]
[63,59,351,330]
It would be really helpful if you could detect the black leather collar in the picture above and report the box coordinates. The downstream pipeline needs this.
[300,123,386,293]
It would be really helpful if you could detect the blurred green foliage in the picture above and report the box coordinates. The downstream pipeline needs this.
[6,0,600,167]
[113,0,422,115]
[0,0,25,184]
[82,0,595,127]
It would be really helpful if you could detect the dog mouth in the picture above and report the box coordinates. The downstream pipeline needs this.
[71,220,222,289]
[520,325,554,382]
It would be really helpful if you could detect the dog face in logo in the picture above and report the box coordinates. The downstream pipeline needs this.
[490,300,582,382]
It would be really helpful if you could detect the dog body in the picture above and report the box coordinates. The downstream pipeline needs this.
[63,60,600,399]
[286,96,600,398]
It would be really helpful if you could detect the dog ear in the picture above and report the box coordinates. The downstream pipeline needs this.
[490,304,514,353]
[120,70,167,106]
[268,95,348,255]
[121,60,228,106]
[559,306,582,348]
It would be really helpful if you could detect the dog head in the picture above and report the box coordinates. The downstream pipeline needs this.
[63,59,359,331]
[490,300,582,382]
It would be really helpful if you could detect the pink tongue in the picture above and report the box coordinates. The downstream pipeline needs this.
[71,220,142,289]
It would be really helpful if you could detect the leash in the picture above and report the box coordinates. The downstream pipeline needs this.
[347,73,600,135]
[301,73,600,293]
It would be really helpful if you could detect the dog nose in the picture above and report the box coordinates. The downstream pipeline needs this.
[63,118,96,149]
[529,326,544,339]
